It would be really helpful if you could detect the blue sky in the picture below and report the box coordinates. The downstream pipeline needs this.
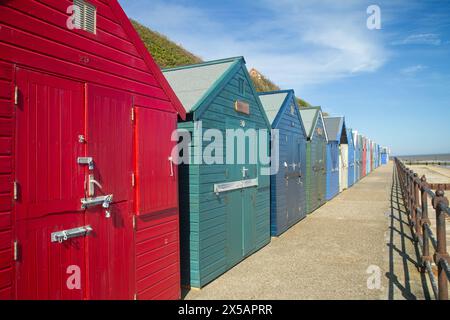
[119,0,450,155]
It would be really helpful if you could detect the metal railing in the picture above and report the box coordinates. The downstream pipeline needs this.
[395,158,450,300]
[401,160,450,168]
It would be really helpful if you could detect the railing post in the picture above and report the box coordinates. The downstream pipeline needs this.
[414,173,421,239]
[409,170,414,221]
[404,167,409,208]
[432,189,449,300]
[402,165,407,198]
[420,176,431,271]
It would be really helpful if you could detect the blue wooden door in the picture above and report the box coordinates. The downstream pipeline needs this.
[287,135,301,226]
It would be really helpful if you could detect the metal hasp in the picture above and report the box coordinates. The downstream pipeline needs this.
[214,178,258,195]
[77,157,94,170]
[81,195,113,210]
[88,174,103,197]
[51,226,93,243]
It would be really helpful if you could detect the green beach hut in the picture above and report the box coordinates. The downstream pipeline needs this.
[163,57,271,289]
[299,107,328,214]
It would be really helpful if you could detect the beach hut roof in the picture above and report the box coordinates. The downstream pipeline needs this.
[163,57,240,113]
[163,57,271,128]
[324,116,348,143]
[299,107,328,141]
[258,90,308,136]
[258,91,289,124]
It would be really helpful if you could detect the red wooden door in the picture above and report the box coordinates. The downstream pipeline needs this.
[85,85,134,300]
[134,107,180,300]
[15,68,87,300]
[135,108,178,215]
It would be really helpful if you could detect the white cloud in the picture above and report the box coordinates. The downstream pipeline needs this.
[400,65,427,76]
[392,33,442,46]
[123,0,388,90]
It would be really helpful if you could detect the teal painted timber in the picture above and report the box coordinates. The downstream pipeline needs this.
[172,58,271,289]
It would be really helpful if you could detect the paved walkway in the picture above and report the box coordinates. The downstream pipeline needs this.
[184,163,432,300]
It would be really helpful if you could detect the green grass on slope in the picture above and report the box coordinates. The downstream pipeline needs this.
[132,20,202,69]
[132,20,312,108]
[250,71,311,108]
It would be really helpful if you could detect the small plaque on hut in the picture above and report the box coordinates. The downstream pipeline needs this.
[235,101,250,115]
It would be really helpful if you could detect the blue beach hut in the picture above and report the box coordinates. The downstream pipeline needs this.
[381,147,389,165]
[258,90,308,237]
[366,139,371,175]
[375,143,378,168]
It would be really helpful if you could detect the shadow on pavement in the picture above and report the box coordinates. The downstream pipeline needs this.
[386,169,431,300]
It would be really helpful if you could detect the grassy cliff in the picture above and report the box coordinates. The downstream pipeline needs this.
[131,20,202,68]
[132,20,311,108]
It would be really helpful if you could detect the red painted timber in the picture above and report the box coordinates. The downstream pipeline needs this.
[1,0,184,300]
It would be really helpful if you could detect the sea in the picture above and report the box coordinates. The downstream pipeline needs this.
[396,154,450,168]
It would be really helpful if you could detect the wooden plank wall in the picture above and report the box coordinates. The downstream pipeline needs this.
[0,61,13,299]
[184,65,271,288]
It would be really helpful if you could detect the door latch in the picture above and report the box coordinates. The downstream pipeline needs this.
[88,174,102,197]
[242,166,249,178]
[51,226,93,243]
[77,157,94,170]
[81,194,113,210]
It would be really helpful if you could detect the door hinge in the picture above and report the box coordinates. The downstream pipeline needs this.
[13,181,19,200]
[134,293,137,300]
[132,215,136,230]
[131,107,135,122]
[14,85,18,105]
[13,241,18,261]
[131,173,136,188]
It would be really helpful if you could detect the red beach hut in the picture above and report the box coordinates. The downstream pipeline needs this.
[0,0,185,300]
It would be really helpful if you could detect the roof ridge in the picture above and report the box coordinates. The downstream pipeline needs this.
[324,116,344,119]
[162,56,244,72]
[301,106,322,111]
[258,89,293,96]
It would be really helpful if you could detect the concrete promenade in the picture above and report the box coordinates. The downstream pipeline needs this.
[185,163,434,300]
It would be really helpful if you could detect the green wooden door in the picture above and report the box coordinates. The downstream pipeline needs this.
[225,118,257,265]
[286,135,299,226]
[311,139,320,211]
[242,120,257,256]
[306,142,312,214]
[226,122,243,266]
[317,141,326,206]
[226,189,243,266]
